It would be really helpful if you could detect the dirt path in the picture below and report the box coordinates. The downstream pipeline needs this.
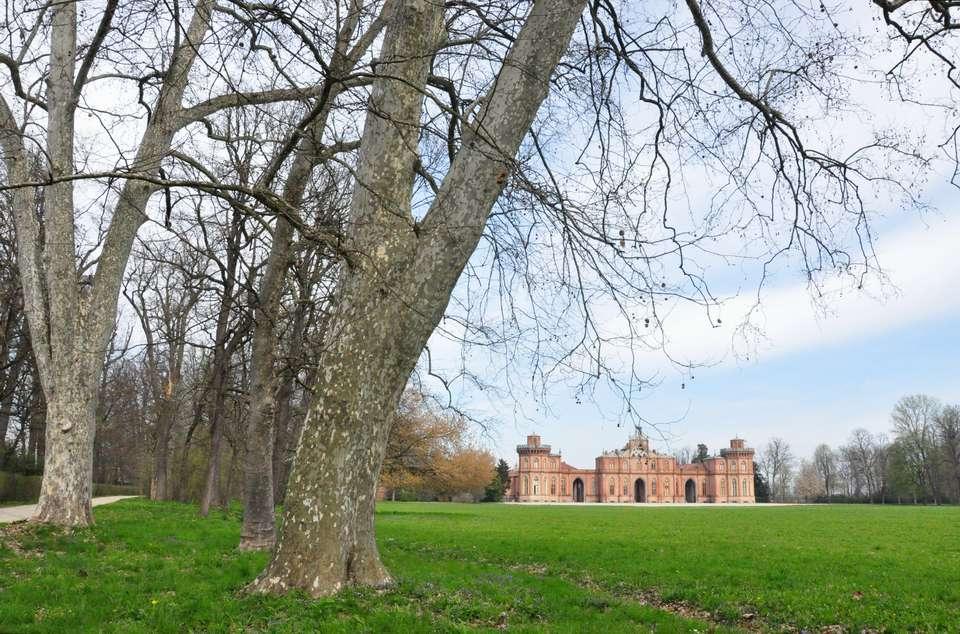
[0,496,138,524]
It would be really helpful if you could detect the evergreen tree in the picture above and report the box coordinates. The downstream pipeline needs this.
[693,444,709,463]
[753,463,771,503]
[483,459,511,502]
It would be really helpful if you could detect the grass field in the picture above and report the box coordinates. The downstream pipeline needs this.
[1,500,958,632]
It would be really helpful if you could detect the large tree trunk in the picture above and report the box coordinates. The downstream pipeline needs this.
[33,391,96,525]
[250,0,585,597]
[240,7,369,546]
[249,271,426,593]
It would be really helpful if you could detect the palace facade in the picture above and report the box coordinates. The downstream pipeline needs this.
[505,431,755,503]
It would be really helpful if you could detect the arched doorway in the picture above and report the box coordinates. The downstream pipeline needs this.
[634,478,646,503]
[572,478,584,503]
[685,479,697,503]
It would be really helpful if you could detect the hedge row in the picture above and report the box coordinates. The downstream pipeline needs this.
[0,472,141,503]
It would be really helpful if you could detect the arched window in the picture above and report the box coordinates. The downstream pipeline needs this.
[743,479,749,496]
[622,482,628,496]
[721,479,726,493]
[740,461,746,472]
[732,479,739,496]
[533,476,540,495]
[608,479,615,495]
[522,476,528,495]
[701,480,706,495]
[550,478,556,495]
[561,479,567,495]
[652,479,657,495]
[534,458,539,469]
[732,461,737,472]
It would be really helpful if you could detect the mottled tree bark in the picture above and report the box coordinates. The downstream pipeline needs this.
[33,390,96,525]
[250,0,439,592]
[250,274,427,593]
[239,2,386,547]
[252,0,586,596]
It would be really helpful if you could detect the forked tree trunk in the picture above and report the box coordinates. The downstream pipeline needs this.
[33,391,97,525]
[251,0,586,596]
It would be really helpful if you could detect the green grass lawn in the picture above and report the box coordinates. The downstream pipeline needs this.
[1,500,958,632]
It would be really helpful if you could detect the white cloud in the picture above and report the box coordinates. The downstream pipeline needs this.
[626,209,960,369]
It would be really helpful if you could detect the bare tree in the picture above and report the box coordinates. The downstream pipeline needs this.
[813,444,837,497]
[124,244,204,500]
[673,446,693,465]
[758,438,795,502]
[794,459,824,502]
[243,0,929,595]
[0,0,938,597]
[839,428,887,500]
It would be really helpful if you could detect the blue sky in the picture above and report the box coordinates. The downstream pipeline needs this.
[427,200,960,468]
[510,307,960,468]
[416,1,960,469]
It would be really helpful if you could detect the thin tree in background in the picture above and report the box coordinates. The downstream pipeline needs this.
[759,438,795,502]
[813,444,838,498]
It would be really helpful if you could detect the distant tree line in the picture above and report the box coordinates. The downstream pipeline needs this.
[757,395,960,504]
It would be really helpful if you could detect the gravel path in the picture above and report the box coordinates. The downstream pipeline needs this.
[0,496,138,524]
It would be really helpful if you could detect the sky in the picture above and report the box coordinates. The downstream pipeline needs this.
[427,188,960,468]
[411,2,960,469]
